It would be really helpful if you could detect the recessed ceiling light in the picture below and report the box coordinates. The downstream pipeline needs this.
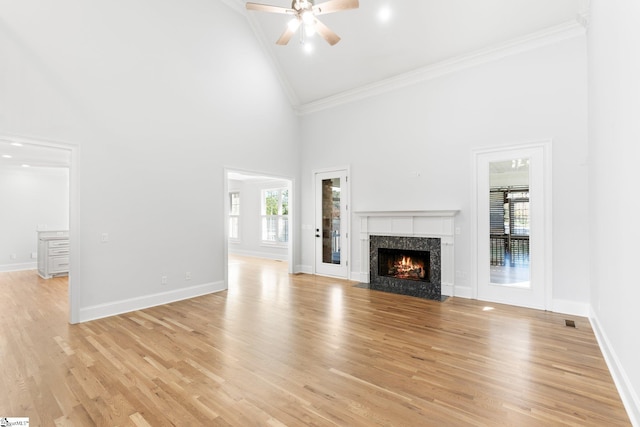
[2,154,12,159]
[378,6,392,23]
[21,164,30,168]
[11,142,23,147]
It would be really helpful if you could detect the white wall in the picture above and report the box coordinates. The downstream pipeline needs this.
[588,1,640,423]
[0,1,635,419]
[300,36,589,309]
[0,0,300,321]
[228,178,289,260]
[0,166,69,271]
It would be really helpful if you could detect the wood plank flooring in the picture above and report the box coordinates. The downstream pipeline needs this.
[0,256,630,426]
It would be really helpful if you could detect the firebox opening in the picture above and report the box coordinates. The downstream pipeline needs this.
[378,248,430,282]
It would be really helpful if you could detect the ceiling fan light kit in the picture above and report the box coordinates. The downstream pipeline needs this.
[246,0,359,46]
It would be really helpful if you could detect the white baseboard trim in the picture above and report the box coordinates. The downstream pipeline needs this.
[229,249,287,261]
[296,264,313,274]
[78,281,226,323]
[551,299,590,317]
[589,310,640,427]
[0,262,37,272]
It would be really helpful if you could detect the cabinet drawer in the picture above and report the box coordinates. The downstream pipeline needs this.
[48,239,69,248]
[49,247,69,256]
[49,256,69,273]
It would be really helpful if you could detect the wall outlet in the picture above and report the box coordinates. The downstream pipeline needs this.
[185,272,192,280]
[31,252,37,259]
[10,253,17,260]
[100,233,109,243]
[161,275,167,285]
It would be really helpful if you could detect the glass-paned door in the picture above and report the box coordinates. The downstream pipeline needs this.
[475,144,550,310]
[315,170,348,278]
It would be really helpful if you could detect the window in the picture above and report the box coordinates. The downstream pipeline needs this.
[261,188,288,244]
[229,192,240,240]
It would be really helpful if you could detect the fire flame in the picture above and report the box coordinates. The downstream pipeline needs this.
[390,256,426,280]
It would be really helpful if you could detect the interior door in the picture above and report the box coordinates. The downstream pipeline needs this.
[315,170,349,278]
[475,144,550,310]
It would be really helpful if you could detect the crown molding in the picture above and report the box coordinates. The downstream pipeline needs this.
[296,20,586,116]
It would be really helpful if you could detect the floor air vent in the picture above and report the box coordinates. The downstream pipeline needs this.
[565,319,576,328]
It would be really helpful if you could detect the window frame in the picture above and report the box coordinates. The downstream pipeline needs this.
[229,191,240,242]
[261,187,289,246]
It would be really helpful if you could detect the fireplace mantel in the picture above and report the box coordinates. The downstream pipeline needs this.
[356,210,459,296]
[355,210,458,218]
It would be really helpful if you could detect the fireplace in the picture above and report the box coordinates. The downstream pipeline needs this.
[356,210,459,298]
[370,235,441,300]
[378,248,430,282]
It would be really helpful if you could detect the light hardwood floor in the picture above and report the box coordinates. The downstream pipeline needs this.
[0,257,630,426]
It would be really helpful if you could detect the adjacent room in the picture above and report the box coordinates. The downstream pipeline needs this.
[0,0,638,425]
[0,140,70,278]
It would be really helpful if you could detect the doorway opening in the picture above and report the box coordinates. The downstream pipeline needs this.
[0,134,78,323]
[224,169,295,290]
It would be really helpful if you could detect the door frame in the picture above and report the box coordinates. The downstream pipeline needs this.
[470,140,552,310]
[223,168,296,283]
[313,166,351,280]
[1,133,80,324]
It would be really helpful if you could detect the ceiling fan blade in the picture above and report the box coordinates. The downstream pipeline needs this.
[246,2,294,14]
[312,0,359,15]
[313,18,341,45]
[276,20,301,45]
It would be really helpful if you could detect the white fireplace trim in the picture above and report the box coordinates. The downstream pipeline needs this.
[355,210,459,296]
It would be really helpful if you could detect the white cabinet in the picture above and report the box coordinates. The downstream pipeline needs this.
[38,230,69,279]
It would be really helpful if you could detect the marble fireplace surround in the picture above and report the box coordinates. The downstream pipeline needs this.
[356,210,458,297]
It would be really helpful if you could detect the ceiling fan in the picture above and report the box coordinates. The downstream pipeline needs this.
[246,0,359,46]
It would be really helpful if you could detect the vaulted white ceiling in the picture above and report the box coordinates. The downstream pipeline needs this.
[1,1,588,168]
[231,0,588,109]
